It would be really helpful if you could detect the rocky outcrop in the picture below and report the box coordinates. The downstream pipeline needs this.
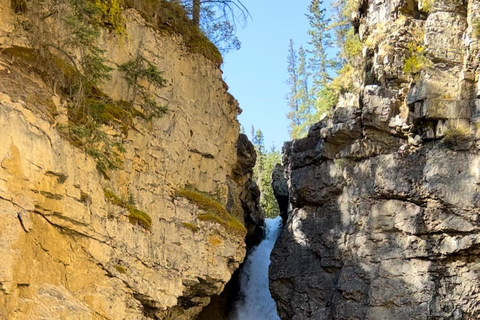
[0,1,253,319]
[195,134,265,320]
[270,0,480,319]
[271,164,288,223]
[234,133,265,248]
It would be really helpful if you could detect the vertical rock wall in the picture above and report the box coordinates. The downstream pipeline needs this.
[270,0,480,319]
[0,2,255,319]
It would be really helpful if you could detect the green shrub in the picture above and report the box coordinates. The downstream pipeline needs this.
[421,0,434,13]
[343,28,363,63]
[119,53,168,117]
[92,0,125,33]
[127,207,152,229]
[403,41,431,75]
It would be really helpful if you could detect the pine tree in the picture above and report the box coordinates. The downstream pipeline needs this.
[294,46,313,138]
[306,0,334,92]
[251,129,281,218]
[286,39,301,137]
[287,42,315,139]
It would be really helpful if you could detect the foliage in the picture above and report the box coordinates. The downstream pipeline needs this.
[343,28,363,64]
[93,0,125,33]
[286,0,363,139]
[295,46,313,139]
[58,122,125,177]
[195,4,242,53]
[286,39,301,133]
[175,187,246,234]
[23,0,228,65]
[251,129,281,218]
[403,43,430,75]
[180,0,249,54]
[420,0,434,13]
[121,0,223,64]
[119,51,168,117]
[306,0,335,91]
[104,188,153,229]
[20,0,169,177]
[443,124,472,148]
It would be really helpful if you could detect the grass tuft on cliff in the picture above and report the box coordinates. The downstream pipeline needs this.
[443,124,472,149]
[104,188,153,229]
[176,187,246,235]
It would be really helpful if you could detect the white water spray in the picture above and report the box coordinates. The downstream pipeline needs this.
[232,216,282,320]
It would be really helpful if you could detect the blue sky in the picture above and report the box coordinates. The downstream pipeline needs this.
[222,0,312,150]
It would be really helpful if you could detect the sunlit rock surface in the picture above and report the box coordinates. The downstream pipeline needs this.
[0,1,254,319]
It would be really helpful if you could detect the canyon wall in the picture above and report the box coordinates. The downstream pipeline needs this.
[0,1,255,319]
[270,0,480,319]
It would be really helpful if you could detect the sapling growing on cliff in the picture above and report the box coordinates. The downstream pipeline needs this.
[119,49,168,118]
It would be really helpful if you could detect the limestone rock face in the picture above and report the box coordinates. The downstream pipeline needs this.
[0,2,251,319]
[270,1,480,319]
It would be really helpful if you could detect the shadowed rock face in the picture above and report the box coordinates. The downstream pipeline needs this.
[270,0,480,319]
[234,134,265,248]
[271,164,289,224]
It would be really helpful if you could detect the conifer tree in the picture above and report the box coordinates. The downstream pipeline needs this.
[286,39,301,137]
[306,0,333,92]
[293,45,313,138]
[251,129,281,218]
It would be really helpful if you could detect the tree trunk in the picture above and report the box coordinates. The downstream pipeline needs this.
[192,0,200,27]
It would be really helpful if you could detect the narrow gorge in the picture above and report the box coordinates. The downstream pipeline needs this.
[1,0,480,319]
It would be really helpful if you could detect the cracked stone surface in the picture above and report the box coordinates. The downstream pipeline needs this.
[270,0,480,319]
[0,1,254,319]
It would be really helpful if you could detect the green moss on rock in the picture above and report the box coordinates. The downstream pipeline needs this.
[176,187,246,235]
[104,188,152,230]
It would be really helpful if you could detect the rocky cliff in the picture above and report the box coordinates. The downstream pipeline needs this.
[270,0,480,319]
[0,1,257,319]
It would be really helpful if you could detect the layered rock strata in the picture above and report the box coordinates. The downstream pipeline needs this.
[0,1,255,319]
[270,0,480,319]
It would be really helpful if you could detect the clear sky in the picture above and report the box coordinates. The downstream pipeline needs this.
[222,0,312,150]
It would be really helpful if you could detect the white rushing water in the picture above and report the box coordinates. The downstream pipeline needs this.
[232,216,282,320]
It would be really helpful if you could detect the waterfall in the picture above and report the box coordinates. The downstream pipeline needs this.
[232,216,282,320]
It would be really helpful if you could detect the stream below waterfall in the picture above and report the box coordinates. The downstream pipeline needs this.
[231,217,282,320]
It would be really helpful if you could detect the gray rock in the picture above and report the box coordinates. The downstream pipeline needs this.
[270,1,480,319]
[271,164,289,223]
